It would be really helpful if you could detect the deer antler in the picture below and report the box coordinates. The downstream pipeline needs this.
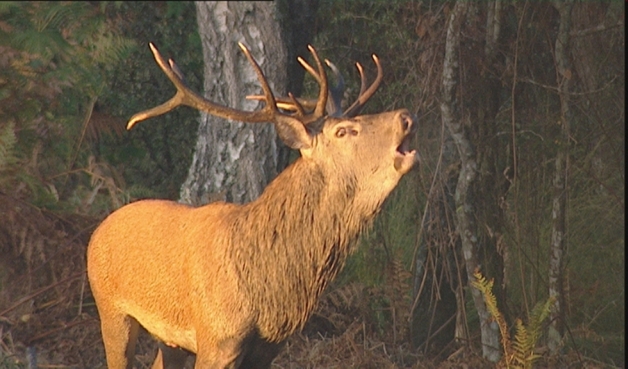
[250,53,382,119]
[249,58,344,118]
[342,54,382,117]
[127,43,330,131]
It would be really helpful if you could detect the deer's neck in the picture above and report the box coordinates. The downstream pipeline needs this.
[228,158,379,342]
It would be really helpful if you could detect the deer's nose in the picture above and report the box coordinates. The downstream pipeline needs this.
[397,111,415,134]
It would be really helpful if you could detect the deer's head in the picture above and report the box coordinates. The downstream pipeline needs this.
[127,43,417,196]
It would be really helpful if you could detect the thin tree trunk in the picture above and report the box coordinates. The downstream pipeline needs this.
[548,0,574,354]
[475,0,508,335]
[180,1,288,205]
[441,1,501,362]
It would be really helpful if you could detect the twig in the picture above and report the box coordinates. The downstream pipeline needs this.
[77,273,87,316]
[25,317,96,345]
[570,20,624,38]
[0,272,85,318]
[518,74,619,96]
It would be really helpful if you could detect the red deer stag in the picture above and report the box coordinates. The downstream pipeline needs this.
[87,42,417,369]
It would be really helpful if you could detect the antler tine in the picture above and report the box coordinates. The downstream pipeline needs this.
[127,42,279,130]
[288,92,307,118]
[343,54,383,117]
[301,45,328,123]
[237,42,280,115]
[324,59,345,117]
[251,58,343,117]
[245,45,328,125]
[354,62,367,98]
[297,56,321,84]
[245,95,317,112]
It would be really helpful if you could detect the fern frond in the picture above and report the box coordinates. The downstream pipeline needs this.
[473,271,554,368]
[11,25,72,61]
[513,316,548,369]
[472,270,513,366]
[525,297,555,363]
[91,30,137,66]
[511,298,554,369]
[512,319,530,368]
[326,282,365,311]
[476,274,499,317]
[528,297,554,342]
[37,2,89,32]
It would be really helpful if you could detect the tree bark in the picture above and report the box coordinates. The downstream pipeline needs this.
[548,0,574,354]
[441,1,501,362]
[273,0,320,173]
[474,0,508,337]
[180,2,288,205]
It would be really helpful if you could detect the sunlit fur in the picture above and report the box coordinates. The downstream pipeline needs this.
[87,109,416,369]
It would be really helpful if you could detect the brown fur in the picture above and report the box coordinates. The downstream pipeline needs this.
[87,43,418,369]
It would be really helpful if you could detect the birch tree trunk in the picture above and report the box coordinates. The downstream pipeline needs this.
[548,0,574,354]
[440,1,501,362]
[179,1,288,205]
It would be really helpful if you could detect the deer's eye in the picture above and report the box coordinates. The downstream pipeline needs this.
[335,127,347,138]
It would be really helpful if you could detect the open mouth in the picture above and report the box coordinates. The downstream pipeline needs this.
[396,135,413,155]
[394,135,418,172]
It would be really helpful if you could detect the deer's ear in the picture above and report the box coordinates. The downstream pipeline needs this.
[275,116,313,150]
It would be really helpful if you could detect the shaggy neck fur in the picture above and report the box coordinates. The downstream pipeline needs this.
[228,157,384,342]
